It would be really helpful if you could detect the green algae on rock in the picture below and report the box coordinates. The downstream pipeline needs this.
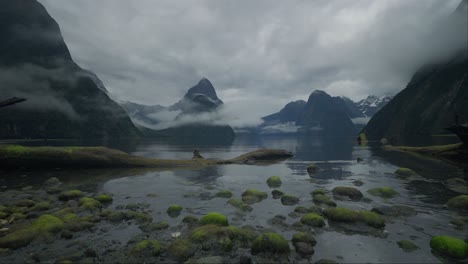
[215,190,233,198]
[394,168,417,178]
[227,198,253,212]
[199,212,229,226]
[0,214,64,249]
[367,187,399,199]
[332,187,363,200]
[281,194,300,206]
[31,201,50,211]
[312,194,337,207]
[325,207,385,228]
[292,232,317,256]
[251,233,290,255]
[397,240,419,252]
[430,235,468,259]
[167,239,195,262]
[130,240,162,256]
[271,189,284,199]
[306,163,320,174]
[94,194,113,203]
[266,176,282,188]
[79,197,102,211]
[58,190,84,201]
[166,205,183,217]
[182,215,199,225]
[292,232,317,246]
[300,213,325,227]
[447,195,468,211]
[241,189,268,204]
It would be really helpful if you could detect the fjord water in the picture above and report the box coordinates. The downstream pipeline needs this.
[1,135,464,263]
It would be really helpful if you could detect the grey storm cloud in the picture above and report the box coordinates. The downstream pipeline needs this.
[39,0,466,122]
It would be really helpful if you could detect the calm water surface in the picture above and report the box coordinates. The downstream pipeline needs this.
[1,135,466,263]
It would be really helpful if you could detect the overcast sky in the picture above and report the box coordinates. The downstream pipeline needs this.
[39,0,465,122]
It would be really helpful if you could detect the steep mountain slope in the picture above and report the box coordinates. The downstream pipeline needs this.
[262,100,306,124]
[341,97,366,118]
[0,0,139,139]
[170,78,223,114]
[362,0,468,140]
[296,90,357,137]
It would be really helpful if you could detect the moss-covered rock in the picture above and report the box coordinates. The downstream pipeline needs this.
[447,195,468,211]
[292,232,317,246]
[281,194,300,206]
[190,224,255,249]
[241,189,268,204]
[199,212,229,226]
[272,190,284,199]
[124,211,153,223]
[140,221,169,232]
[58,190,84,201]
[430,235,468,259]
[13,199,35,208]
[31,201,50,211]
[324,207,360,223]
[0,212,7,219]
[312,194,337,207]
[371,205,417,217]
[94,194,113,203]
[311,189,325,196]
[332,187,363,200]
[306,164,319,174]
[294,206,310,214]
[227,198,253,212]
[166,205,183,217]
[359,211,385,228]
[79,197,102,211]
[251,233,290,255]
[216,190,233,198]
[182,215,199,225]
[266,176,282,188]
[397,240,419,252]
[0,214,64,249]
[300,213,325,227]
[450,216,468,228]
[367,187,399,199]
[10,213,26,220]
[167,239,195,261]
[394,168,416,178]
[130,240,162,256]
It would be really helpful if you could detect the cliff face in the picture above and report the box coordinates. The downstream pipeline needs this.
[0,0,139,139]
[362,53,468,140]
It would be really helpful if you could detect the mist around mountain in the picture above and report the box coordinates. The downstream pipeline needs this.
[0,0,139,139]
[122,78,235,141]
[362,0,468,141]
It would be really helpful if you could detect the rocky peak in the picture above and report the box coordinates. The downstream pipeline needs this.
[184,78,219,101]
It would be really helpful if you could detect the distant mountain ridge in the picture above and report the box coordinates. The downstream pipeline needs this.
[122,78,235,141]
[0,0,139,139]
[356,95,393,117]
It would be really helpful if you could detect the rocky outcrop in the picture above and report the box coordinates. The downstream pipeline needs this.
[0,0,139,139]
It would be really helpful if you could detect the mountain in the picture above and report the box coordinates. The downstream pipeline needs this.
[262,100,306,124]
[0,0,139,139]
[122,78,235,141]
[362,0,468,141]
[356,95,393,117]
[296,90,357,136]
[340,97,366,118]
[259,90,357,136]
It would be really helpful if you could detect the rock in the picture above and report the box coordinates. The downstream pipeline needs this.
[332,187,363,201]
[300,213,325,227]
[94,194,113,203]
[186,256,224,264]
[13,199,35,208]
[447,195,468,211]
[371,205,417,217]
[266,176,282,188]
[397,240,419,252]
[230,149,293,163]
[312,194,337,207]
[125,203,140,211]
[239,255,252,264]
[43,177,62,186]
[446,178,468,194]
[31,201,50,211]
[325,207,385,228]
[166,205,183,217]
[306,164,320,174]
[292,232,317,247]
[394,168,416,179]
[58,190,84,201]
[241,189,268,204]
[182,215,199,225]
[215,190,232,198]
[79,197,102,211]
[281,194,300,206]
[272,190,284,199]
[251,233,290,255]
[294,206,311,214]
[139,221,169,232]
[227,199,253,212]
[352,180,364,186]
[311,189,325,196]
[130,240,162,256]
[167,239,195,262]
[367,187,399,199]
[199,212,229,226]
[295,242,315,256]
[430,235,468,259]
